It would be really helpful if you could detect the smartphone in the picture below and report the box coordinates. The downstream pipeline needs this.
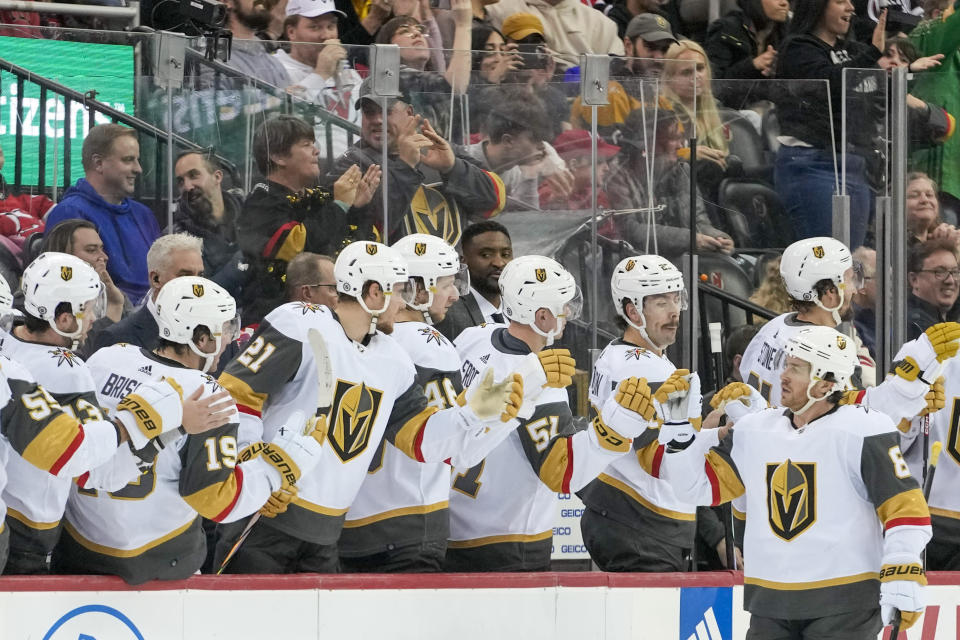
[517,43,548,70]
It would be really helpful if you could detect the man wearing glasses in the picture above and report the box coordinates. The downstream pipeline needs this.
[284,252,339,310]
[907,238,960,340]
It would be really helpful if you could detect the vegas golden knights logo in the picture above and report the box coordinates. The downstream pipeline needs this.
[625,260,636,271]
[327,379,384,462]
[812,246,825,259]
[192,283,205,297]
[535,268,547,282]
[365,244,378,255]
[836,335,847,350]
[414,242,427,256]
[766,460,817,541]
[60,266,73,281]
[405,185,463,246]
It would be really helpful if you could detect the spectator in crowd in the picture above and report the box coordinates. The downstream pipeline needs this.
[604,0,684,40]
[277,0,363,160]
[570,13,676,133]
[485,0,624,69]
[907,237,960,340]
[704,0,789,81]
[539,129,620,215]
[460,87,561,210]
[907,172,960,247]
[434,220,512,340]
[240,115,379,324]
[83,233,205,356]
[42,220,129,325]
[909,0,960,201]
[852,245,877,360]
[606,108,733,266]
[283,251,338,308]
[772,0,891,251]
[661,40,732,201]
[748,256,791,321]
[45,124,159,303]
[327,81,505,247]
[470,24,518,86]
[222,0,291,87]
[172,151,249,300]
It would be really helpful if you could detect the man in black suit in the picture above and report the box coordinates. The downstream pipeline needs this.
[81,233,204,357]
[435,220,514,341]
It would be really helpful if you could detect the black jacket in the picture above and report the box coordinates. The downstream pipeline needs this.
[82,304,160,358]
[434,291,487,342]
[907,292,955,341]
[705,9,787,81]
[237,180,352,325]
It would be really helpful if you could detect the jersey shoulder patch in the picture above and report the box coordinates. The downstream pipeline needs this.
[262,301,334,341]
[46,346,84,369]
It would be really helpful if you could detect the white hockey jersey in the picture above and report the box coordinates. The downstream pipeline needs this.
[0,330,128,552]
[62,344,282,583]
[340,321,462,557]
[739,313,815,407]
[661,405,931,619]
[448,325,633,561]
[579,339,701,545]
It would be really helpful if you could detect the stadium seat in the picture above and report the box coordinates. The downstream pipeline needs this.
[719,109,771,184]
[686,251,754,328]
[718,178,793,249]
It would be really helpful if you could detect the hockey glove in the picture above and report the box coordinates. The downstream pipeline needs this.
[263,411,327,488]
[880,552,926,630]
[114,377,185,450]
[599,377,659,438]
[919,376,946,417]
[653,369,692,406]
[456,368,524,423]
[924,321,960,362]
[710,382,768,422]
[655,371,700,452]
[537,348,576,389]
[260,485,298,518]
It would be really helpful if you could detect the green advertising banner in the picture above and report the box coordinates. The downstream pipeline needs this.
[0,36,135,188]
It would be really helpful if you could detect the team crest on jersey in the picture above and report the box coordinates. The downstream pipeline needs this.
[294,301,323,314]
[192,283,204,297]
[418,327,445,346]
[60,266,72,281]
[535,268,547,282]
[812,246,825,259]
[766,459,816,541]
[327,380,384,462]
[836,335,847,350]
[405,185,463,246]
[624,259,636,271]
[365,244,378,255]
[48,347,78,367]
[624,347,648,360]
[414,242,427,256]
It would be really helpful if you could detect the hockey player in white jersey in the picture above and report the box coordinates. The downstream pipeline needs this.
[215,241,527,574]
[340,234,472,572]
[54,276,326,584]
[0,253,204,574]
[448,255,667,571]
[579,255,708,572]
[663,325,931,637]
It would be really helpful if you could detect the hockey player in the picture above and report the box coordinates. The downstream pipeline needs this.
[339,234,471,572]
[55,277,327,584]
[662,325,931,637]
[448,255,666,571]
[215,241,527,573]
[0,252,208,574]
[579,255,708,572]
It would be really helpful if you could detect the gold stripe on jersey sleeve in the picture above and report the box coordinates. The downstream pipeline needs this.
[929,506,960,520]
[218,372,268,413]
[733,507,746,521]
[62,517,196,558]
[538,440,571,491]
[635,439,662,475]
[20,413,83,472]
[745,572,877,590]
[392,407,440,461]
[6,507,59,530]
[181,473,241,520]
[447,530,553,549]
[705,449,745,505]
[291,496,349,517]
[598,474,697,521]
[876,488,929,526]
[343,501,449,528]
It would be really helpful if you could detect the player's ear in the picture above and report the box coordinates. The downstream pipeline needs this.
[625,301,643,327]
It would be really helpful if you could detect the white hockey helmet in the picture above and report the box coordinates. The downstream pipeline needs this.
[780,237,854,324]
[611,255,687,347]
[391,233,469,324]
[21,252,105,343]
[155,276,240,373]
[335,241,415,334]
[0,273,15,331]
[499,255,582,346]
[785,325,858,414]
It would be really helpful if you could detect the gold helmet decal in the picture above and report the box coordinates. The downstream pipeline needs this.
[535,268,547,282]
[837,335,847,350]
[327,380,384,462]
[812,246,825,259]
[60,266,73,281]
[365,244,378,256]
[625,260,636,271]
[414,242,427,256]
[192,283,205,297]
[767,459,817,541]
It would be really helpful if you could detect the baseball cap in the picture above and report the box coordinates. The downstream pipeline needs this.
[501,13,545,41]
[354,76,414,110]
[286,0,345,18]
[553,129,620,160]
[625,13,676,42]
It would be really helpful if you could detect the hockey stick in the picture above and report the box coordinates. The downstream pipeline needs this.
[708,322,736,571]
[217,328,334,574]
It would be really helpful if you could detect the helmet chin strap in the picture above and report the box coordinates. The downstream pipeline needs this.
[188,337,221,374]
[625,313,668,352]
[412,288,436,325]
[50,316,84,351]
[358,293,392,335]
[532,316,564,347]
[794,377,831,415]
[814,287,844,326]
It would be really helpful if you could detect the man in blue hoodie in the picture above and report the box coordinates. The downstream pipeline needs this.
[45,124,160,302]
